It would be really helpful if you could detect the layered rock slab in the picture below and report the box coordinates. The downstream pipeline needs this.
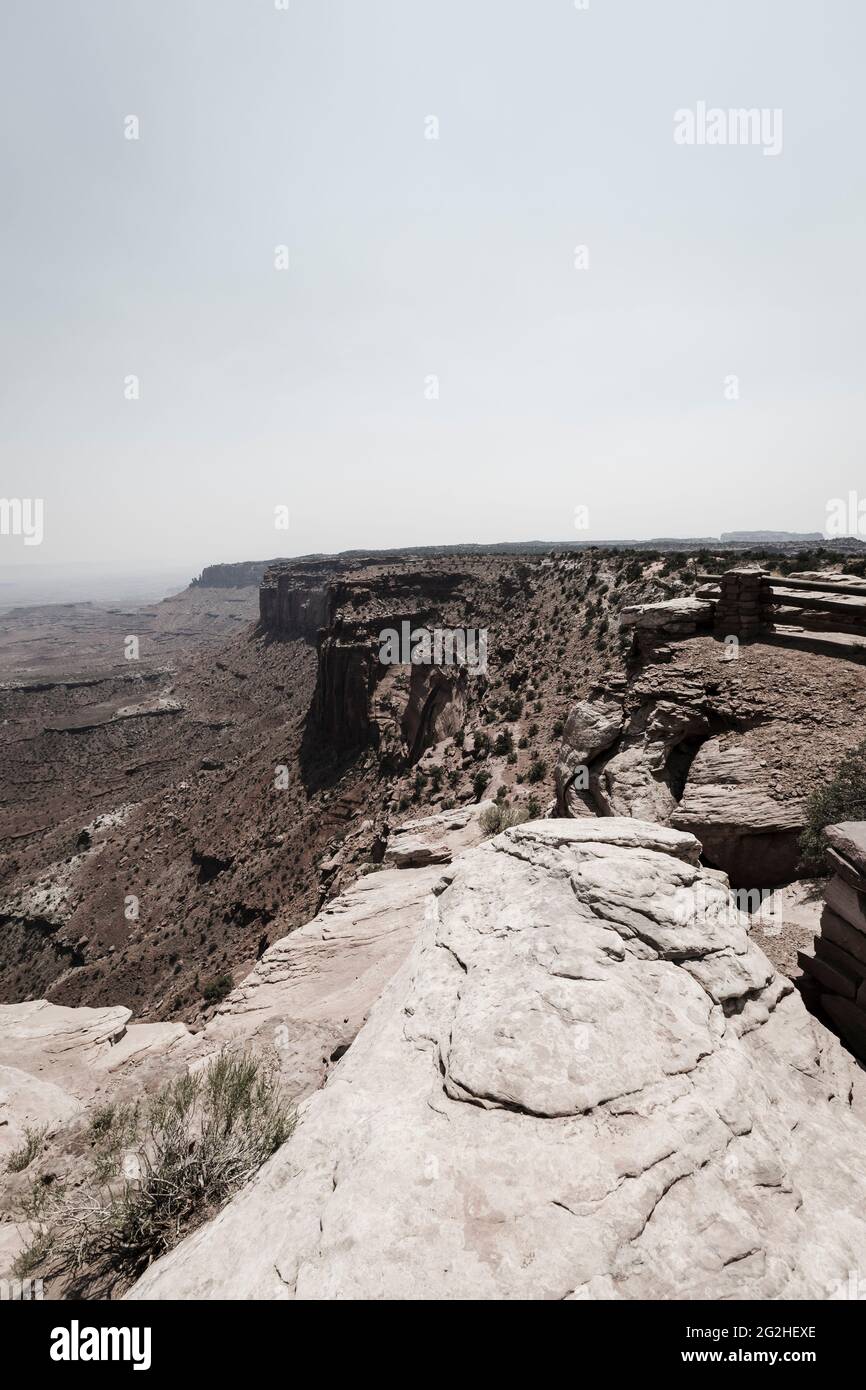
[129,819,866,1301]
[0,804,493,1269]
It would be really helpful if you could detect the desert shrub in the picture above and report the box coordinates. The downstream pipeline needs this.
[6,1125,47,1174]
[472,770,492,800]
[800,738,866,870]
[479,803,531,837]
[22,1052,292,1293]
[494,729,513,756]
[89,1102,140,1183]
[526,795,542,818]
[202,973,233,1004]
[527,756,548,785]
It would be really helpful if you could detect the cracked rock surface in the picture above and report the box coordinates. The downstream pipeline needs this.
[129,818,866,1301]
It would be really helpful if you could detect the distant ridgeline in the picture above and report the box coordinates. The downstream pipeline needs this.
[194,535,866,591]
[194,536,866,592]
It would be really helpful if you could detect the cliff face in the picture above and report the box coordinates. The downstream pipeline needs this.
[262,557,487,763]
[128,817,866,1301]
[258,560,343,639]
[197,560,281,588]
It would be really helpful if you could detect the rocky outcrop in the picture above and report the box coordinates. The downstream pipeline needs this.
[0,806,492,1274]
[196,560,279,588]
[621,596,713,645]
[800,823,866,1057]
[670,739,805,886]
[313,631,377,753]
[554,640,825,885]
[258,561,340,640]
[400,664,469,764]
[129,818,866,1301]
[554,688,624,816]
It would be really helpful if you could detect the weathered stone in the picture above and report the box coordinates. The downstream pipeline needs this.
[799,950,857,1001]
[825,823,866,879]
[671,740,804,886]
[554,695,623,815]
[821,906,866,965]
[128,819,866,1302]
[826,875,866,936]
[383,804,492,869]
[621,597,712,633]
[825,847,866,893]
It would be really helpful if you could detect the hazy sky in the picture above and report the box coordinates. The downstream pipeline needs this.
[2,0,865,574]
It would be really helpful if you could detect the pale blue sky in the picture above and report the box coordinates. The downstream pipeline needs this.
[2,0,865,572]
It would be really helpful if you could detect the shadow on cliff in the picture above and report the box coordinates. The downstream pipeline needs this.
[298,710,371,794]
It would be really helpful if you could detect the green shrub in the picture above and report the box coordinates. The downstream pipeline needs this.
[527,756,548,785]
[472,770,492,800]
[494,729,514,756]
[800,738,866,870]
[202,973,233,1005]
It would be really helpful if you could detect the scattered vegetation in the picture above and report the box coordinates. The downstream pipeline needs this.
[800,738,866,871]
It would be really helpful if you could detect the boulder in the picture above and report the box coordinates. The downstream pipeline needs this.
[554,695,623,815]
[620,597,713,635]
[671,739,805,886]
[383,803,491,869]
[128,819,866,1301]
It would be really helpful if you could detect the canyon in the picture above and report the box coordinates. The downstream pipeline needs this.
[3,539,866,1298]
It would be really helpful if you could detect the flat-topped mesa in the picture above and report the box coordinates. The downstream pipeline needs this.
[258,560,346,639]
[196,559,281,588]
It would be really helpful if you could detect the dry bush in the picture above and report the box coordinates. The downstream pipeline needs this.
[480,803,531,837]
[17,1051,292,1293]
